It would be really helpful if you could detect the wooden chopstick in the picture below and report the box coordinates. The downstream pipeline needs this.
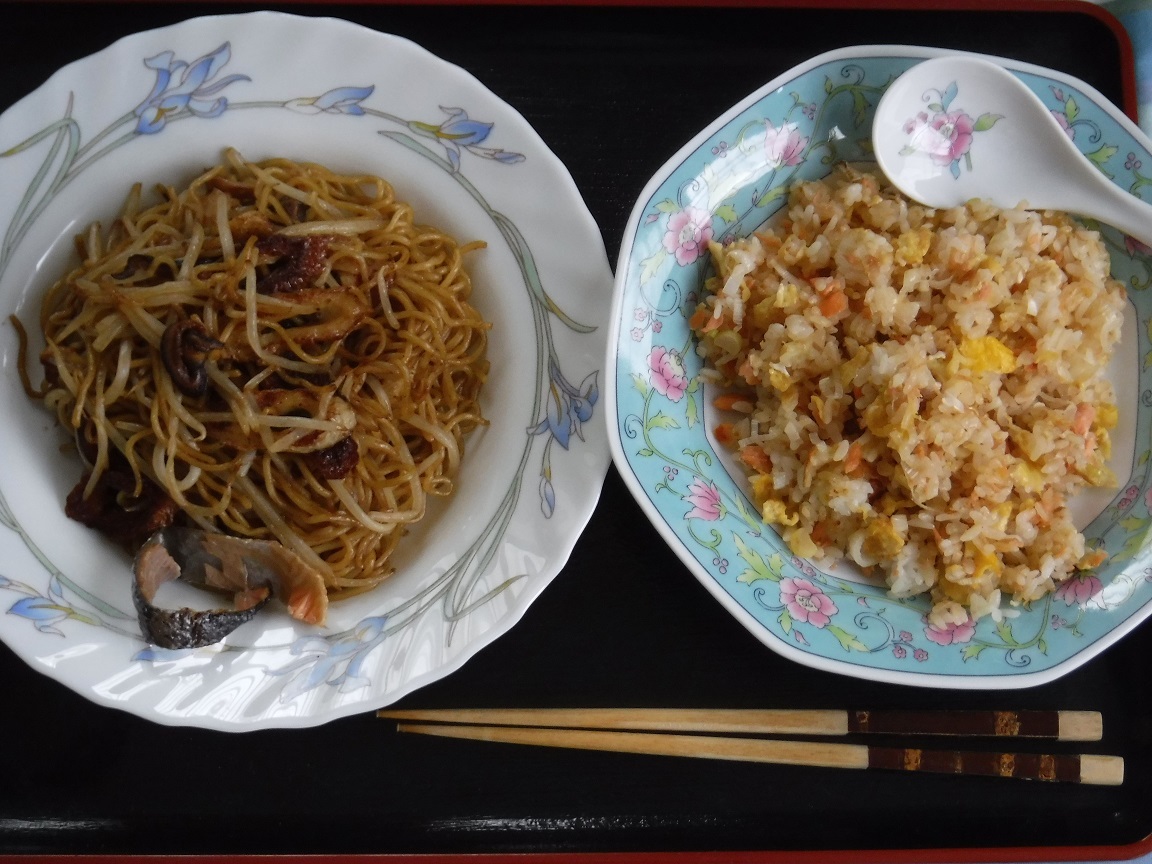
[393,722,1124,785]
[377,707,1103,741]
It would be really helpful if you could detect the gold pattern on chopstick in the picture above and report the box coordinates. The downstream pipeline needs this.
[994,711,1022,736]
[998,753,1016,777]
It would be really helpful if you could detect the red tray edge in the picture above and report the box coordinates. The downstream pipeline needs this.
[0,1,1142,862]
[0,831,1149,864]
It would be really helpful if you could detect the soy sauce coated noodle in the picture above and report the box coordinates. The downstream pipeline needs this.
[35,148,490,597]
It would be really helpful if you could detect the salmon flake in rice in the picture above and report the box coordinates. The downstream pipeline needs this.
[690,164,1125,622]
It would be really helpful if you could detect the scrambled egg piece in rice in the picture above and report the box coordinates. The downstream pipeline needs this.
[690,165,1124,624]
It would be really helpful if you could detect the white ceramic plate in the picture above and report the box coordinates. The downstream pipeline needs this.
[0,11,611,729]
[608,45,1152,689]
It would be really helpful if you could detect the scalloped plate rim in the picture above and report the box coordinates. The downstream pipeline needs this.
[0,10,612,728]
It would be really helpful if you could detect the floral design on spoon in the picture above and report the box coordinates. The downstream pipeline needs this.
[899,80,1003,179]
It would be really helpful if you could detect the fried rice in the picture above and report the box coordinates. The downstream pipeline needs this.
[690,165,1125,624]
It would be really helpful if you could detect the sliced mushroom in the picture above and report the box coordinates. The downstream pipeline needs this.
[161,318,224,397]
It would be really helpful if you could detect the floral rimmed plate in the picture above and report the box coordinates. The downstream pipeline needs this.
[607,45,1152,689]
[0,11,611,729]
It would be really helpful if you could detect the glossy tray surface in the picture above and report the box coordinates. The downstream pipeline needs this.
[1,1,1149,858]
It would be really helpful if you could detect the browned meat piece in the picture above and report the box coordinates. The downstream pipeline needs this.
[65,470,179,548]
[256,234,331,294]
[160,318,225,397]
[304,436,359,479]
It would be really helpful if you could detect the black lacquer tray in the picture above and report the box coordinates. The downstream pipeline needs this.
[1,2,1149,859]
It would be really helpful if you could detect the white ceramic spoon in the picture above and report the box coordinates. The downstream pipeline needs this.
[873,54,1152,247]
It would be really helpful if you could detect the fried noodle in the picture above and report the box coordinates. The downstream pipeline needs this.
[33,148,490,596]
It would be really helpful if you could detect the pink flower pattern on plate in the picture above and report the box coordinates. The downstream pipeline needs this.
[648,346,689,402]
[780,577,837,628]
[762,120,808,169]
[1055,573,1104,608]
[662,206,713,267]
[924,615,976,646]
[683,477,724,521]
[1051,109,1076,140]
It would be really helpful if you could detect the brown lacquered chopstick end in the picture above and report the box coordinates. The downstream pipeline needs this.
[845,709,1103,741]
[867,747,1123,785]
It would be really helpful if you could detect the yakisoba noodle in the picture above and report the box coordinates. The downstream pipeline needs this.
[34,148,489,597]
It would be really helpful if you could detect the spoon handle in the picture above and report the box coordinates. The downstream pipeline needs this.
[875,54,1152,248]
[1072,175,1152,250]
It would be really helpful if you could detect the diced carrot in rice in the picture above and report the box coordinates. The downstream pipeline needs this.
[1073,403,1095,436]
[819,289,849,319]
[739,445,772,473]
[713,422,737,447]
[713,392,751,412]
[844,441,863,474]
[686,164,1125,623]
